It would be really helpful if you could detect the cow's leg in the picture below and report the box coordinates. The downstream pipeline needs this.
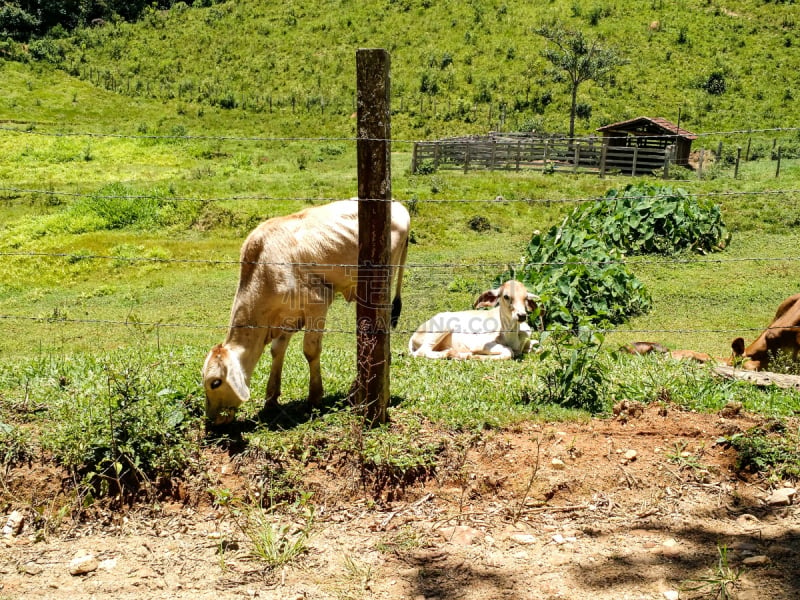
[265,333,292,409]
[303,328,324,408]
[411,331,453,359]
[473,342,514,360]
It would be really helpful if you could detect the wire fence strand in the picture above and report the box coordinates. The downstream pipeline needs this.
[0,312,781,338]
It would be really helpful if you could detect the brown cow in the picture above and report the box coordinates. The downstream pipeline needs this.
[621,341,716,364]
[730,293,800,371]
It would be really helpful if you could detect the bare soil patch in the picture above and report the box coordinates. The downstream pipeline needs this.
[3,403,799,600]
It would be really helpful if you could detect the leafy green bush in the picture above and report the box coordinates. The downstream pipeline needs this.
[41,354,202,502]
[528,326,607,412]
[507,224,651,328]
[572,183,731,255]
[727,423,800,481]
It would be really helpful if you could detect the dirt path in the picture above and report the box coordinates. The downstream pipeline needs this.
[3,404,799,600]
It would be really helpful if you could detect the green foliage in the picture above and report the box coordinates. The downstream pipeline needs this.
[681,544,743,600]
[533,22,627,137]
[0,421,33,469]
[39,354,202,501]
[0,4,40,41]
[573,183,731,256]
[509,223,651,328]
[3,0,795,138]
[528,326,607,412]
[727,422,800,481]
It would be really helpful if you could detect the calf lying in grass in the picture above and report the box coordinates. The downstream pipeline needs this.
[620,341,717,364]
[409,280,539,360]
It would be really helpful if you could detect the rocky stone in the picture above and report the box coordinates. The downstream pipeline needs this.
[737,513,760,527]
[509,533,537,545]
[663,590,679,600]
[2,511,24,537]
[742,555,770,566]
[765,487,796,506]
[624,449,638,461]
[22,562,43,575]
[69,555,99,576]
[551,458,566,470]
[439,525,481,546]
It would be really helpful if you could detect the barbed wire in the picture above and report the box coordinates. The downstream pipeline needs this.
[3,250,800,268]
[0,313,780,337]
[2,123,800,144]
[1,186,798,207]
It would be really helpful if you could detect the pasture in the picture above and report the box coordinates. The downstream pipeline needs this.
[2,41,800,599]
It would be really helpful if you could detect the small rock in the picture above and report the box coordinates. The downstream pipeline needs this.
[509,533,537,545]
[440,525,481,546]
[551,458,566,470]
[742,555,770,566]
[22,562,43,575]
[720,400,743,418]
[737,513,760,527]
[98,557,118,571]
[766,487,796,506]
[663,591,679,600]
[624,450,638,461]
[69,555,99,576]
[2,511,24,537]
[552,534,566,544]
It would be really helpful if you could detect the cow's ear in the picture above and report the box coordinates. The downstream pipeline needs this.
[474,288,500,309]
[731,337,746,356]
[525,293,540,313]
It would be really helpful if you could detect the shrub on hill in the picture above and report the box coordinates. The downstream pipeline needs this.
[507,224,651,330]
[571,183,731,256]
[504,183,729,329]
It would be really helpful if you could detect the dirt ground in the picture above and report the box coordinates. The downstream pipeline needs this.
[2,403,799,600]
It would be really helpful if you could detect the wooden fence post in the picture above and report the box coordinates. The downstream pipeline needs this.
[734,146,741,179]
[662,144,672,179]
[599,142,608,178]
[745,137,751,161]
[355,48,392,427]
[542,140,549,172]
[631,146,639,176]
[776,146,782,178]
[698,149,705,179]
[573,144,580,174]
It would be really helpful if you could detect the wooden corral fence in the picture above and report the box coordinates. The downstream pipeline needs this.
[411,134,676,178]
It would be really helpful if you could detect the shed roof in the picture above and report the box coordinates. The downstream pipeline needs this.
[597,117,697,140]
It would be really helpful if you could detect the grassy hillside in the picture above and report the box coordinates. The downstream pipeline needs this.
[13,0,800,139]
[1,0,800,518]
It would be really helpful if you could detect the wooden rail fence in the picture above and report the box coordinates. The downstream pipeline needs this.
[412,136,676,178]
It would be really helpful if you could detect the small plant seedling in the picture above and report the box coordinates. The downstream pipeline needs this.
[681,544,743,599]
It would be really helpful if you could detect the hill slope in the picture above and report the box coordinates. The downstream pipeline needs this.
[17,0,800,138]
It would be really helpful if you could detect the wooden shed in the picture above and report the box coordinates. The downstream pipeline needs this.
[597,117,696,167]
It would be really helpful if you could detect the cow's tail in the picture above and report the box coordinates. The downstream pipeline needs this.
[391,235,409,329]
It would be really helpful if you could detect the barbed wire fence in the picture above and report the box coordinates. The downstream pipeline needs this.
[1,119,799,348]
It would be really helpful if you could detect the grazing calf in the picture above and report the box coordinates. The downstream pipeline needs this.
[730,293,800,371]
[408,280,539,360]
[202,200,410,425]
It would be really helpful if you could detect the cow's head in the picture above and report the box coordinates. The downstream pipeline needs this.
[474,280,539,323]
[202,344,250,425]
[729,337,761,370]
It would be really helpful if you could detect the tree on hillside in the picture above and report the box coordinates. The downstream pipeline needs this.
[534,23,627,139]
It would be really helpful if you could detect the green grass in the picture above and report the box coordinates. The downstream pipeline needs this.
[1,0,800,507]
